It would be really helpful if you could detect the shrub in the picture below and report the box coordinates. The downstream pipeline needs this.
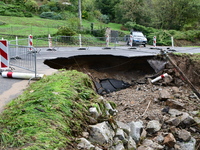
[93,10,102,20]
[39,12,62,20]
[0,2,25,17]
[82,10,89,20]
[124,22,155,35]
[92,28,106,37]
[24,11,33,17]
[39,5,50,13]
[57,26,77,36]
[100,15,110,24]
[4,10,24,17]
[25,0,38,12]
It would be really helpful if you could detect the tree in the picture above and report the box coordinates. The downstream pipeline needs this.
[95,0,120,21]
[114,0,147,24]
[151,0,200,30]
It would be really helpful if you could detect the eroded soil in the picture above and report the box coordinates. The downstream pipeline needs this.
[44,53,200,148]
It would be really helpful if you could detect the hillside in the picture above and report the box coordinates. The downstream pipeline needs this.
[1,0,200,46]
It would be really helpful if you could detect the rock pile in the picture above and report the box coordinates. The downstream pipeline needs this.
[76,96,199,150]
[76,57,200,149]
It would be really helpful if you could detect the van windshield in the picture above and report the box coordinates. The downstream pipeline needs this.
[133,32,144,37]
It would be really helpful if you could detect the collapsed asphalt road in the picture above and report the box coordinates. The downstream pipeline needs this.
[43,55,167,95]
[44,55,156,82]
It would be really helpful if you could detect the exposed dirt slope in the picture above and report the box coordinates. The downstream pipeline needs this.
[44,53,200,149]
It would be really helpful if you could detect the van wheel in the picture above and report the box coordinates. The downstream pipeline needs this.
[143,44,146,47]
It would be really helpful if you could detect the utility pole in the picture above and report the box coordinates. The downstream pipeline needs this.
[78,0,82,29]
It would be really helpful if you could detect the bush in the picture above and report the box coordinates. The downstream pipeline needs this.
[82,10,89,20]
[124,22,155,35]
[39,5,50,13]
[57,26,77,36]
[39,12,63,20]
[24,11,33,17]
[47,1,64,12]
[4,10,24,17]
[25,0,38,12]
[100,15,110,24]
[0,3,25,17]
[92,28,106,37]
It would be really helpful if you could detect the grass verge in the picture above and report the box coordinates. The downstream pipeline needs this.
[0,70,101,150]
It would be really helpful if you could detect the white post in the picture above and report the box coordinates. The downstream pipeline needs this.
[16,36,19,57]
[171,36,174,48]
[79,34,82,48]
[78,0,82,28]
[48,34,52,49]
[106,35,109,47]
[129,35,133,47]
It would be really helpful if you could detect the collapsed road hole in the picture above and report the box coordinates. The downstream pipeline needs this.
[44,55,163,94]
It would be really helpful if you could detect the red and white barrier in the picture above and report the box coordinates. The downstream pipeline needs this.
[28,34,33,51]
[129,35,133,47]
[151,73,169,83]
[2,72,44,79]
[153,36,156,47]
[0,40,9,70]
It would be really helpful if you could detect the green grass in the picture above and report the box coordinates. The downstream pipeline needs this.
[0,16,121,36]
[173,53,200,62]
[0,70,102,149]
[1,15,200,47]
[0,16,69,36]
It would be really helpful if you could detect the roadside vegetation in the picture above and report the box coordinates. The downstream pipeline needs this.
[1,0,200,46]
[0,70,106,149]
